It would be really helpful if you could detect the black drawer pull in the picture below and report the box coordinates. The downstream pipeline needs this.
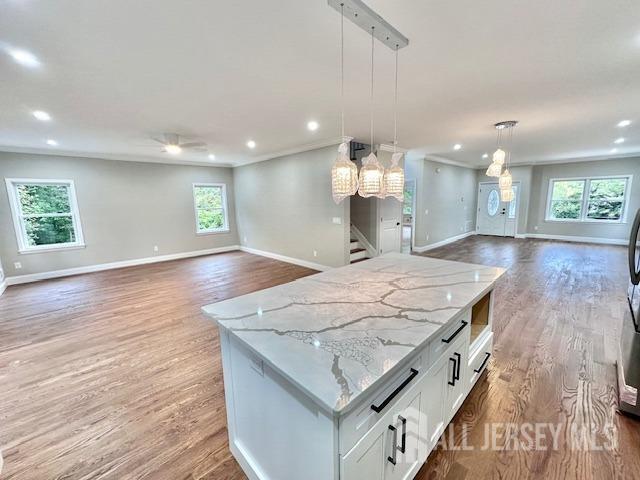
[448,356,457,386]
[454,352,461,381]
[371,368,419,413]
[474,352,491,373]
[398,415,407,454]
[388,425,397,465]
[441,320,468,344]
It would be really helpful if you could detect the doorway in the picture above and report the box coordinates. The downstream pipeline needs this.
[402,180,415,253]
[476,182,520,237]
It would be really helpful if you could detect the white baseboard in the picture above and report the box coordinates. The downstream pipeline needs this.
[413,231,476,253]
[350,225,377,258]
[240,246,331,272]
[0,279,7,296]
[5,245,241,286]
[524,233,627,245]
[515,233,527,239]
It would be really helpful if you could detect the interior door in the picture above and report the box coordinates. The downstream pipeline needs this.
[476,183,506,236]
[379,197,402,254]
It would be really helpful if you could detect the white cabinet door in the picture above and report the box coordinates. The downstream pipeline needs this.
[444,334,469,424]
[384,390,425,480]
[422,354,447,451]
[342,429,386,480]
[342,384,426,480]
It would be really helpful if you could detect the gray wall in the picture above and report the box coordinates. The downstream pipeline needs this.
[233,145,350,268]
[408,157,477,249]
[526,157,640,240]
[0,152,239,277]
[477,165,533,235]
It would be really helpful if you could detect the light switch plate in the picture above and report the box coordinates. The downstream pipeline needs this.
[332,217,342,225]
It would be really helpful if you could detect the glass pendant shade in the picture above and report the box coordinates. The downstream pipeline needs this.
[500,187,515,202]
[384,152,405,201]
[331,142,359,204]
[498,169,512,189]
[358,153,385,198]
[486,161,503,177]
[492,148,506,165]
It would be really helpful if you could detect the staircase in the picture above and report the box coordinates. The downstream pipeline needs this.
[349,237,369,264]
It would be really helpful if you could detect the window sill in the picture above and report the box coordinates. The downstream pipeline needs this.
[544,218,627,225]
[19,244,86,255]
[196,229,230,236]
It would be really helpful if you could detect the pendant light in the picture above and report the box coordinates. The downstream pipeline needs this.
[331,3,358,204]
[499,122,516,202]
[358,26,385,198]
[486,127,504,177]
[383,45,405,201]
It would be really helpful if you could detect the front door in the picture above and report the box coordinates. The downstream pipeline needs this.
[476,182,519,237]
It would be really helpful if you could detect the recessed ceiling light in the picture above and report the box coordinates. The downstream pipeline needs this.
[46,139,58,146]
[482,153,489,159]
[307,120,319,131]
[32,110,51,121]
[247,140,256,149]
[610,148,618,154]
[614,137,625,144]
[453,144,462,150]
[7,48,40,68]
[618,120,632,127]
[165,144,182,155]
[208,154,216,160]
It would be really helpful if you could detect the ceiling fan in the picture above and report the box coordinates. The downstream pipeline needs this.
[152,133,206,155]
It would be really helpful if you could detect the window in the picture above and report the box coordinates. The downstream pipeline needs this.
[193,183,229,234]
[487,189,499,216]
[5,178,85,253]
[546,176,631,223]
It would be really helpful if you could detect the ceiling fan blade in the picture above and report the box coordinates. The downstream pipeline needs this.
[180,142,207,149]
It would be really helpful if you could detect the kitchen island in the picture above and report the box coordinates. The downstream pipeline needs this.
[202,253,505,480]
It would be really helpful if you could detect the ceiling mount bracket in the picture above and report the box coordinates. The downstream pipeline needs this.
[494,120,519,130]
[328,0,409,50]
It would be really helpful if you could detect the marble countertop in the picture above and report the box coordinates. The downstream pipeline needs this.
[202,253,505,415]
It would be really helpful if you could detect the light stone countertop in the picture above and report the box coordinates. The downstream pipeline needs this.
[202,252,505,415]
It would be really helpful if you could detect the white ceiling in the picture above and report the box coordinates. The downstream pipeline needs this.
[1,0,640,168]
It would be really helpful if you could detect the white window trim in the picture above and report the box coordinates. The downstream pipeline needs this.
[5,178,86,254]
[544,175,633,224]
[192,183,230,235]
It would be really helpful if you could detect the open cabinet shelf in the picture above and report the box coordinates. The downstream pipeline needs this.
[471,291,491,345]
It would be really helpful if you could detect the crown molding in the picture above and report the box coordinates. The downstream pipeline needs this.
[237,136,354,167]
[0,145,234,168]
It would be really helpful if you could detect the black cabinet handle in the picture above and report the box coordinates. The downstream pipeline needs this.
[371,368,419,413]
[454,352,461,381]
[441,320,468,344]
[474,352,491,373]
[448,356,457,386]
[388,425,397,465]
[398,415,406,454]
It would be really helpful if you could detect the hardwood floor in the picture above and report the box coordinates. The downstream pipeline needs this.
[1,237,639,479]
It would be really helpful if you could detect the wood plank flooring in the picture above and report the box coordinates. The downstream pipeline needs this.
[1,237,639,479]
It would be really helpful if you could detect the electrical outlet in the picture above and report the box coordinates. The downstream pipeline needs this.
[313,250,318,257]
[14,262,22,270]
[243,236,247,243]
[153,245,159,252]
[425,233,429,241]
[425,209,429,215]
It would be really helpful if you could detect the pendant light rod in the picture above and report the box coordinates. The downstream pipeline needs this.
[393,44,398,152]
[370,26,374,152]
[340,3,345,139]
[327,0,409,51]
